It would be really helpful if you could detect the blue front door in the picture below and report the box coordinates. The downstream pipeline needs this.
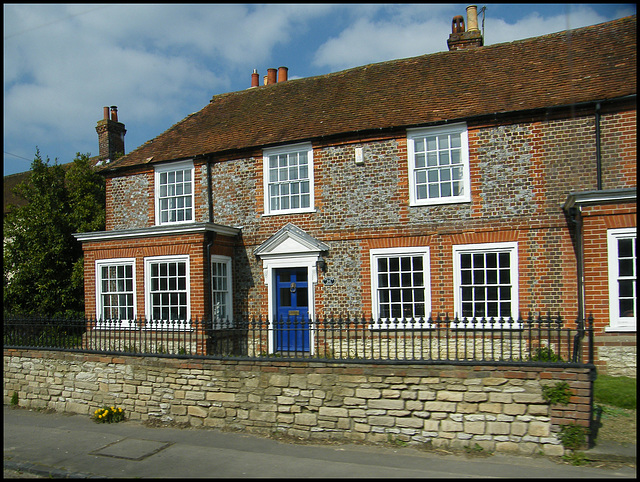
[275,268,310,352]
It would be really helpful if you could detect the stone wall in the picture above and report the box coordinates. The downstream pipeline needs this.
[4,349,593,457]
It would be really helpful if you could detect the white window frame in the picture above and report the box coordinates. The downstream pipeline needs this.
[95,258,136,327]
[453,242,519,328]
[144,255,190,327]
[607,228,636,331]
[370,246,431,328]
[263,142,314,215]
[407,122,471,206]
[154,160,195,225]
[211,255,233,322]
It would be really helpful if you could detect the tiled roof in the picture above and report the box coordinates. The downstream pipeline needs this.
[106,15,636,172]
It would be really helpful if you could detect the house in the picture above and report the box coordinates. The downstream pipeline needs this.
[74,10,636,375]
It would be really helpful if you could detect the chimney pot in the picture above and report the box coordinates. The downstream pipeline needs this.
[452,15,465,34]
[251,69,259,88]
[267,68,277,85]
[110,106,118,122]
[466,5,479,32]
[103,106,110,120]
[278,66,288,83]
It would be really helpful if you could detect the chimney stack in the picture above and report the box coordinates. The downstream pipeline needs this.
[447,5,483,51]
[96,106,126,161]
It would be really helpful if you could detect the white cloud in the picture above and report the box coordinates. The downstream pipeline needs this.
[482,6,613,45]
[3,3,635,175]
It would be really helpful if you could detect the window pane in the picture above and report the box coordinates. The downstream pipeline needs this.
[619,258,634,277]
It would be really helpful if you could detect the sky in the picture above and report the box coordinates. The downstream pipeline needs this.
[3,3,636,177]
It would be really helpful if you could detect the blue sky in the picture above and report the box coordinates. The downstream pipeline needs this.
[3,3,636,176]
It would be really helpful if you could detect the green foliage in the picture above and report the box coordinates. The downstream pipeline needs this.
[11,392,19,406]
[92,406,125,423]
[594,374,636,409]
[542,381,573,405]
[530,346,563,362]
[558,422,588,450]
[3,150,105,316]
[562,450,588,466]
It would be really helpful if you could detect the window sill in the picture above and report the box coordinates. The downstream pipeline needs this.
[262,209,317,217]
[409,197,471,208]
[604,325,637,333]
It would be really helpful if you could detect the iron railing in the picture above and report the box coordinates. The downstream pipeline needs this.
[3,313,594,365]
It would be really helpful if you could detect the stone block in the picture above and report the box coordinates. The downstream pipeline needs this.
[464,421,486,435]
[495,441,520,453]
[527,404,548,416]
[503,403,526,415]
[528,421,550,437]
[510,422,528,436]
[295,412,318,426]
[269,374,289,387]
[396,417,424,429]
[487,421,510,435]
[437,391,464,402]
[542,443,565,457]
[369,415,396,427]
[207,392,236,402]
[188,405,208,418]
[512,393,544,404]
[441,420,463,432]
[356,387,381,398]
[423,401,456,412]
[368,399,404,410]
[319,406,348,418]
[464,392,488,402]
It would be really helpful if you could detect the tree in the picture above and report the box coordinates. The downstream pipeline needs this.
[3,150,105,317]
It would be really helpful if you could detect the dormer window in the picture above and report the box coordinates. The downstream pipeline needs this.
[263,143,314,215]
[155,161,194,225]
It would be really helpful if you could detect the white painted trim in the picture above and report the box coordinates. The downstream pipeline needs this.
[369,246,431,328]
[261,254,320,354]
[95,258,137,327]
[407,122,471,207]
[210,255,233,322]
[154,160,195,226]
[606,227,637,332]
[263,142,315,215]
[74,222,240,243]
[452,242,520,327]
[143,254,191,324]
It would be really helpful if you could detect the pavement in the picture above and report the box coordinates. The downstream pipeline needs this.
[4,405,636,479]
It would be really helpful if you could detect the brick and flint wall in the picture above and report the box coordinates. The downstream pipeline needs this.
[98,106,636,374]
[4,349,593,457]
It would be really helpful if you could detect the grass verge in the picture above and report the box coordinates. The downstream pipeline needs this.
[594,375,636,409]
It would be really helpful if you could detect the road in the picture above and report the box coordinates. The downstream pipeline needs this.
[4,406,636,478]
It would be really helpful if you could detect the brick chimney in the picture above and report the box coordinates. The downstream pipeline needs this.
[447,5,483,51]
[95,106,126,160]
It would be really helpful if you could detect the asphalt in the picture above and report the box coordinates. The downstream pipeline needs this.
[4,406,636,479]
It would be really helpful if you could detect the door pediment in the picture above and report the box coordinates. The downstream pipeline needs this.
[254,223,329,259]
